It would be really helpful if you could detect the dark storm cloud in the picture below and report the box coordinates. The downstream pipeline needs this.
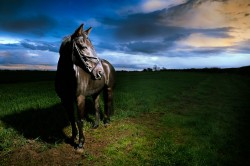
[0,40,59,53]
[0,15,57,36]
[232,40,250,54]
[0,0,28,16]
[107,25,231,55]
[0,0,54,34]
[122,40,173,54]
[189,47,229,54]
[0,0,140,36]
[101,9,171,41]
[0,43,21,50]
[95,41,118,52]
[112,63,145,70]
[198,28,233,38]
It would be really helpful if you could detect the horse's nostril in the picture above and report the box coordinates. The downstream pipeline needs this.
[96,70,103,79]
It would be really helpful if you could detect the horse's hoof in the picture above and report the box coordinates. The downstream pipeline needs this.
[103,118,110,125]
[92,124,99,129]
[104,123,110,128]
[76,147,84,154]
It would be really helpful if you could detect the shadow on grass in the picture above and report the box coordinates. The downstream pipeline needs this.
[1,99,103,145]
[1,104,69,144]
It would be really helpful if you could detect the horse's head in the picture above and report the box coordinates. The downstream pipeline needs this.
[71,24,104,79]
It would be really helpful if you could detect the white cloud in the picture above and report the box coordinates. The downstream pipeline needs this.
[142,0,188,12]
[0,37,21,44]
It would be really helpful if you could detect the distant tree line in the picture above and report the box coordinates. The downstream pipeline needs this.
[143,65,163,72]
[142,65,250,75]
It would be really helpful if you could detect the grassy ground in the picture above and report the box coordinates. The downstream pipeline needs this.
[0,71,249,165]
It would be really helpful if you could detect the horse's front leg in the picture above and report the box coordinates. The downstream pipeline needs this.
[92,94,100,129]
[64,101,78,143]
[76,95,85,152]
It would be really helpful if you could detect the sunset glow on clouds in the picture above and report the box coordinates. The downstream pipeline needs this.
[170,0,250,50]
[0,0,249,70]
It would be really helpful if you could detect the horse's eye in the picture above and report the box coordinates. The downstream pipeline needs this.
[77,44,87,50]
[82,46,87,50]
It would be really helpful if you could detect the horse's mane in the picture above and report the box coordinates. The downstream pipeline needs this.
[59,36,72,56]
[62,36,71,44]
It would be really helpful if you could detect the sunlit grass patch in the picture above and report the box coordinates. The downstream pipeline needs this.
[103,122,153,165]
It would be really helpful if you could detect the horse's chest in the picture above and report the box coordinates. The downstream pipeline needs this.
[76,75,104,96]
[74,65,105,96]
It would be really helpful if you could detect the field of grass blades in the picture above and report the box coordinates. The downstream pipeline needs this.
[0,71,249,165]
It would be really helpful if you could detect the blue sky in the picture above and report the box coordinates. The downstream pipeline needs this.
[0,0,250,70]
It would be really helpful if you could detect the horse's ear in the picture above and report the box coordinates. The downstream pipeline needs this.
[85,27,92,36]
[73,24,84,37]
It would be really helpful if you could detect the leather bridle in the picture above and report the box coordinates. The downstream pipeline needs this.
[72,39,101,73]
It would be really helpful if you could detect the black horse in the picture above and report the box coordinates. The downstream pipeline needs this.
[55,24,115,152]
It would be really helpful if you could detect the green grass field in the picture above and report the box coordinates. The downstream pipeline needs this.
[0,70,250,165]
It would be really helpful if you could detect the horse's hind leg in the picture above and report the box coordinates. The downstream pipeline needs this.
[76,95,85,152]
[92,94,100,129]
[103,87,113,125]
